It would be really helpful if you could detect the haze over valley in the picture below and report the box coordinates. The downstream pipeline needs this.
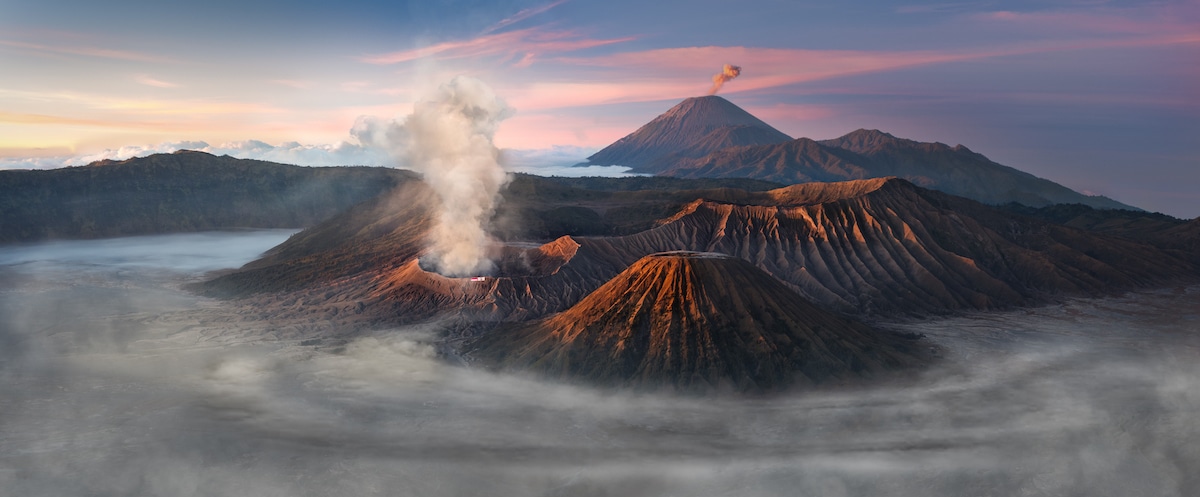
[3,232,1200,496]
[2,0,1199,495]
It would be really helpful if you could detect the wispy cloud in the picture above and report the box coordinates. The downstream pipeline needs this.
[741,103,836,123]
[896,2,994,14]
[974,9,1197,35]
[480,0,570,35]
[515,46,973,110]
[0,88,284,119]
[135,75,180,88]
[0,111,116,127]
[0,39,170,63]
[270,80,312,89]
[969,4,1200,38]
[357,27,632,65]
[521,33,1200,110]
[95,99,284,117]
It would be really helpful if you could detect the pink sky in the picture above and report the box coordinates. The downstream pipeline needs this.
[1,0,1197,215]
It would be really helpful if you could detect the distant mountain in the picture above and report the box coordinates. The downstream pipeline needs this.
[999,203,1184,239]
[585,96,792,172]
[1002,203,1200,264]
[819,129,1135,209]
[662,129,1137,210]
[466,251,925,392]
[0,151,414,243]
[585,95,1135,210]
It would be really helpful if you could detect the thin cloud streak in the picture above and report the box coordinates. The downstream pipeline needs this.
[0,88,285,117]
[270,80,313,89]
[523,33,1200,110]
[895,2,993,14]
[357,28,633,65]
[0,111,120,127]
[0,39,171,63]
[135,75,180,88]
[480,0,570,35]
[975,9,1199,35]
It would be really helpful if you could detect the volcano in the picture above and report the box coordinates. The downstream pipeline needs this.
[466,251,924,392]
[585,96,792,172]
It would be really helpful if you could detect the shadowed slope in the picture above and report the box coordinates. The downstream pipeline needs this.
[467,252,924,392]
[661,129,1136,210]
[195,182,437,297]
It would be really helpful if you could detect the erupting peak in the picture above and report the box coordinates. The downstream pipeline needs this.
[585,95,792,172]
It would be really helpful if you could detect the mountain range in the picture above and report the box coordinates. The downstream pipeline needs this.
[0,151,413,243]
[586,96,1134,210]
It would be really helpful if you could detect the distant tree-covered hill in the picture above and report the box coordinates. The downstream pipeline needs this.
[0,150,415,243]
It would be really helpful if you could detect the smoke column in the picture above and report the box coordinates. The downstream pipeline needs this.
[352,77,512,276]
[708,64,741,95]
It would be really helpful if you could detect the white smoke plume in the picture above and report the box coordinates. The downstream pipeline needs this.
[708,64,741,95]
[352,77,513,277]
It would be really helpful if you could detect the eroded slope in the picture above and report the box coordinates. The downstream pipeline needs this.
[467,252,925,392]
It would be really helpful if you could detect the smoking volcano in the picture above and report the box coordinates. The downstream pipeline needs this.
[585,95,792,172]
[352,76,511,277]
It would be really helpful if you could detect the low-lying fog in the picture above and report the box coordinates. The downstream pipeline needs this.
[2,231,1198,497]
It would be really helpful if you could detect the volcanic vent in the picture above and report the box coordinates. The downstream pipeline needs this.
[466,251,925,393]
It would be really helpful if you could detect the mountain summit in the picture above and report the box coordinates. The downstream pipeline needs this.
[585,96,792,172]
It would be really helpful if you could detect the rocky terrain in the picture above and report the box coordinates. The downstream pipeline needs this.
[196,176,1197,336]
[466,251,926,393]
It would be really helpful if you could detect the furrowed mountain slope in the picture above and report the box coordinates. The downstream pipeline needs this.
[192,176,788,325]
[0,150,415,243]
[467,252,925,392]
[198,177,1196,329]
[580,178,1189,315]
[585,96,791,172]
[662,129,1136,210]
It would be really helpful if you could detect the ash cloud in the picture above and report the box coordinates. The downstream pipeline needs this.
[352,76,513,276]
[708,63,741,95]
